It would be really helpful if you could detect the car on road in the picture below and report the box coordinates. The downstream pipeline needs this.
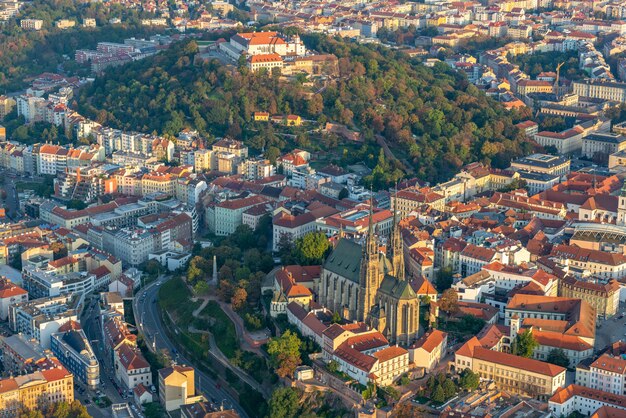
[150,385,156,393]
[84,399,91,405]
[152,298,156,303]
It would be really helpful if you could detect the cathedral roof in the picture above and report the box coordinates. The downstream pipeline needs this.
[324,238,390,283]
[378,275,416,300]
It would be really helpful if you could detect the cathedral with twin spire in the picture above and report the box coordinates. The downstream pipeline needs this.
[319,204,420,346]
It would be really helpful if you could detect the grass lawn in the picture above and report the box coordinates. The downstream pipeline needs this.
[200,301,239,359]
[158,277,201,324]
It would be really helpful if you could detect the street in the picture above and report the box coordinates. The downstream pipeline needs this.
[80,294,128,418]
[134,276,249,418]
[595,301,626,351]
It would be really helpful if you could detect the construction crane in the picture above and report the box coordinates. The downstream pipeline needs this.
[554,62,565,97]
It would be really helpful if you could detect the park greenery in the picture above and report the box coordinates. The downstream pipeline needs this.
[77,33,536,186]
[267,330,302,378]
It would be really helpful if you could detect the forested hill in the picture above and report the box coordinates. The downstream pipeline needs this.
[76,33,536,183]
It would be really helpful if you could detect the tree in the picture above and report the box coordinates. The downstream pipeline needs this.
[331,311,342,324]
[327,360,339,373]
[49,241,68,260]
[431,384,445,403]
[267,330,302,378]
[293,232,331,265]
[144,259,161,278]
[439,289,459,314]
[399,374,410,386]
[143,402,166,418]
[231,287,248,311]
[193,281,210,295]
[436,267,454,292]
[513,329,538,358]
[442,378,457,399]
[187,256,211,285]
[459,369,480,391]
[546,348,570,368]
[338,187,349,200]
[267,387,299,418]
[67,199,87,210]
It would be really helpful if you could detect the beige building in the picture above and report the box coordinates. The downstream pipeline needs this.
[559,277,620,319]
[455,337,566,397]
[0,96,16,120]
[141,173,175,195]
[408,329,447,371]
[573,79,626,102]
[194,149,212,173]
[0,362,74,416]
[392,187,445,218]
[158,365,204,412]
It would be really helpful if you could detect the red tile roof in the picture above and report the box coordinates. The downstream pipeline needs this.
[472,346,565,377]
[549,384,626,407]
[411,330,447,353]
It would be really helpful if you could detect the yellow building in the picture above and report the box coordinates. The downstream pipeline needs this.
[0,363,74,416]
[141,173,175,195]
[158,366,204,412]
[559,277,620,319]
[0,96,15,120]
[286,115,301,126]
[254,112,269,121]
[455,337,566,398]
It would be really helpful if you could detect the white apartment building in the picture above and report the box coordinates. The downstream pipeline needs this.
[576,353,626,396]
[8,295,80,349]
[114,343,152,391]
[549,384,626,417]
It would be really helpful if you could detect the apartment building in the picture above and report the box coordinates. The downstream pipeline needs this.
[0,279,28,320]
[0,333,49,376]
[576,352,626,396]
[455,337,566,397]
[0,95,16,119]
[114,343,152,391]
[0,362,74,416]
[20,18,43,30]
[8,295,80,349]
[21,265,102,299]
[158,365,204,411]
[50,328,99,390]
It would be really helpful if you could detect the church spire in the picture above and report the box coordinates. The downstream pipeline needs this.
[358,189,379,322]
[365,194,377,255]
[389,185,405,280]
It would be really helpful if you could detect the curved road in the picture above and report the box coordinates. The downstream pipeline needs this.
[134,277,249,418]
